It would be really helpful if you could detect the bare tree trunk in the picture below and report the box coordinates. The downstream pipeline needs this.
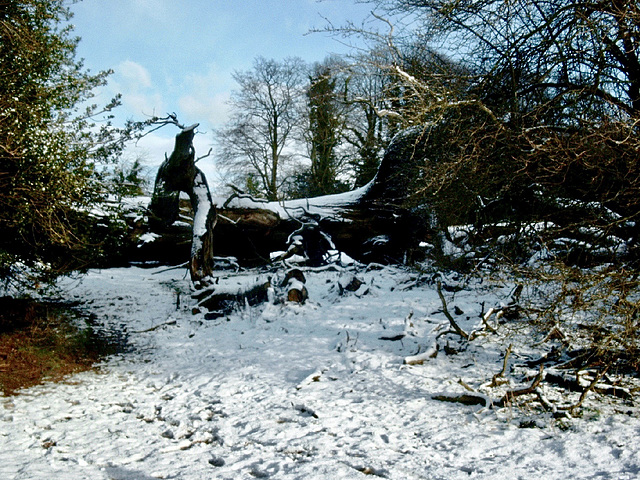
[149,124,217,285]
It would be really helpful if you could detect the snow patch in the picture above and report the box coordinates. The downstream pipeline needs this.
[138,232,160,245]
[0,265,638,480]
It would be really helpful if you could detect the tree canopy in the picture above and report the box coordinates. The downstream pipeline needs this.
[356,0,640,251]
[373,0,640,121]
[0,0,125,287]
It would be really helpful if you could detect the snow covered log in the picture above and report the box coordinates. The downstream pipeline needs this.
[142,125,435,270]
[193,276,271,317]
[148,124,217,285]
[210,127,438,265]
[282,268,308,304]
[211,188,431,266]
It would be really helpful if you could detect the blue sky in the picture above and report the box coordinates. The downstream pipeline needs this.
[69,0,376,183]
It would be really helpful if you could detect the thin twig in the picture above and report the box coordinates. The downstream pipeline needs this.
[481,307,499,334]
[152,262,189,274]
[568,366,610,416]
[132,319,177,333]
[436,280,469,340]
[458,378,476,392]
[490,344,513,387]
[195,148,213,163]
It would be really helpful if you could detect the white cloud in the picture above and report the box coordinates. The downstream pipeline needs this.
[118,60,153,91]
[178,92,230,130]
[176,63,234,129]
[107,60,167,118]
[125,92,167,118]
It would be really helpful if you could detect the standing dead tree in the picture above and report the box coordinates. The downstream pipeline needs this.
[148,116,217,286]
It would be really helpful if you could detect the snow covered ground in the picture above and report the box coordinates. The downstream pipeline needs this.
[1,264,639,479]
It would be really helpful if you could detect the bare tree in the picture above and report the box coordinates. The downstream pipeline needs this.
[215,57,307,201]
[372,0,640,122]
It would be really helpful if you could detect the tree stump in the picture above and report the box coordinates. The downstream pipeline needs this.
[282,268,308,304]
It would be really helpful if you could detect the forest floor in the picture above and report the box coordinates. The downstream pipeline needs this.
[1,262,639,479]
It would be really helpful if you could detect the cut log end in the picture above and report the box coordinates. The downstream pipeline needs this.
[287,287,308,304]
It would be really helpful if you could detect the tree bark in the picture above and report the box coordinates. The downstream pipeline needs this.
[148,124,217,285]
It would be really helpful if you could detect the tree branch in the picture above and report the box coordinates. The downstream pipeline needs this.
[436,280,470,340]
[497,365,544,407]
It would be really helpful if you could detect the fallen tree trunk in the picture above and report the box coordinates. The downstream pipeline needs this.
[209,194,432,266]
[210,127,438,265]
[141,123,436,271]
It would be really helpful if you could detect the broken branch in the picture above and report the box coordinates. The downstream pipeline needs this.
[567,366,609,416]
[497,365,544,407]
[436,280,469,340]
[489,344,513,387]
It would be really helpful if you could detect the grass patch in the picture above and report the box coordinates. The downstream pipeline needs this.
[0,297,126,396]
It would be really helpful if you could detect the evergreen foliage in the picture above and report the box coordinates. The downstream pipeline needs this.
[0,0,126,287]
[304,65,345,196]
[110,157,149,199]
